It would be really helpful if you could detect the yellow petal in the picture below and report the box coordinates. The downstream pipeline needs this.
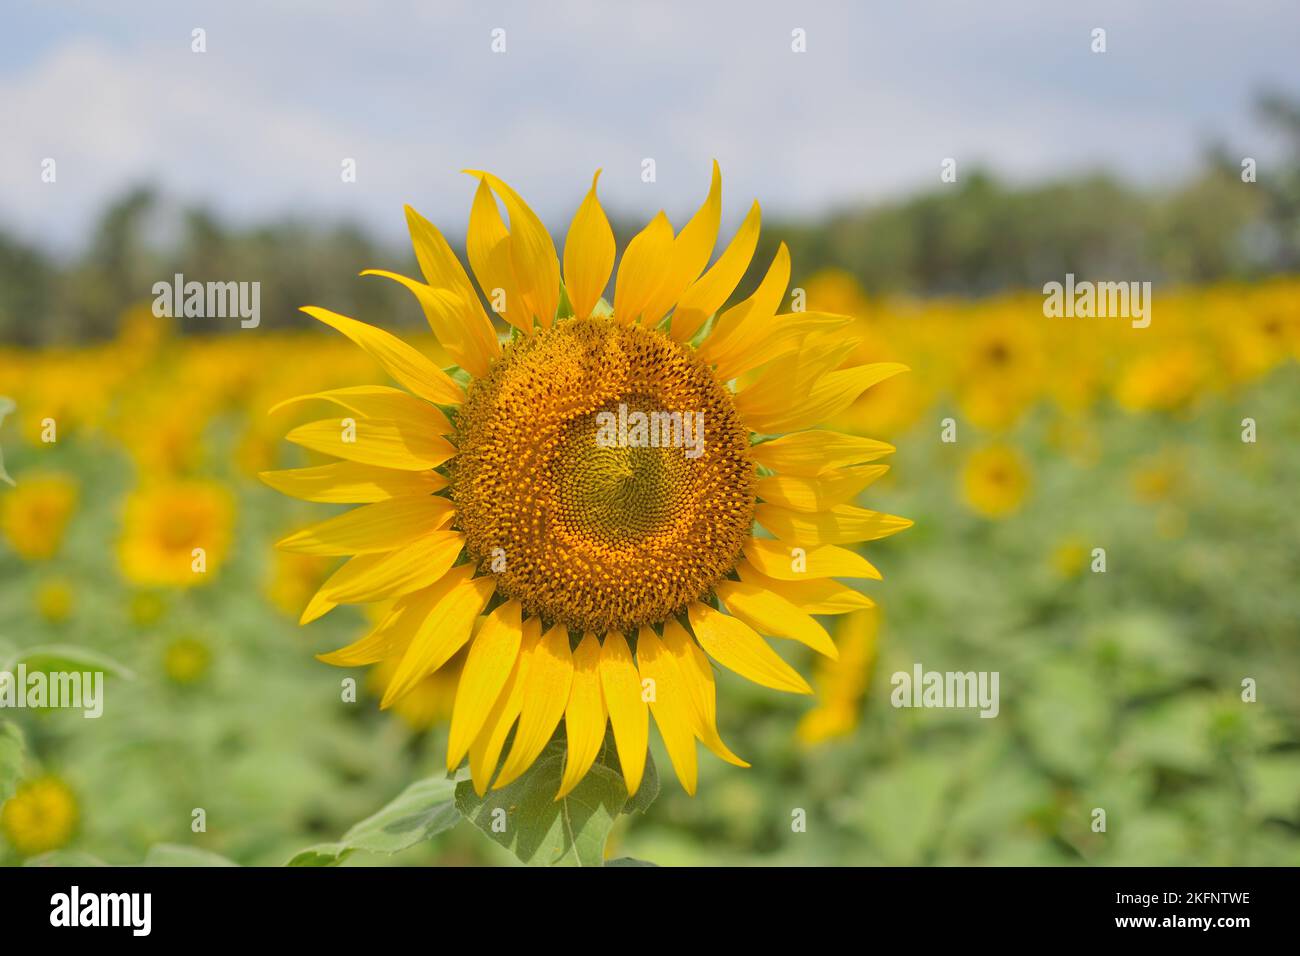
[467,618,539,795]
[756,503,913,546]
[316,584,445,665]
[285,417,454,471]
[466,171,561,330]
[300,306,463,406]
[382,568,496,707]
[269,385,452,435]
[494,623,574,789]
[711,312,854,382]
[299,553,385,624]
[358,270,499,379]
[640,160,722,324]
[714,579,838,659]
[742,538,883,581]
[321,530,465,604]
[597,632,650,796]
[557,633,606,799]
[755,464,888,512]
[259,461,445,503]
[613,212,674,325]
[562,170,615,321]
[377,204,500,376]
[465,177,529,334]
[660,619,748,767]
[447,600,524,769]
[749,430,896,477]
[687,602,812,694]
[636,628,698,795]
[671,199,761,342]
[733,335,869,421]
[737,362,910,434]
[361,270,498,379]
[696,243,790,368]
[736,562,876,614]
[275,496,453,555]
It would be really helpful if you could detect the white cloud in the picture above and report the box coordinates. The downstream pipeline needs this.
[1,0,1297,251]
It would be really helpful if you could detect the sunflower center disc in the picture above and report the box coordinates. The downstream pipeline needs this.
[452,317,755,634]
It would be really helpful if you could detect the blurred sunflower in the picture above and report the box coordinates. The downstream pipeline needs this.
[1,776,78,858]
[118,480,234,587]
[0,471,78,560]
[264,165,909,797]
[266,549,331,618]
[163,636,212,685]
[35,577,75,623]
[955,313,1044,430]
[1050,537,1089,579]
[797,607,879,745]
[368,648,467,732]
[1115,343,1208,413]
[961,444,1030,518]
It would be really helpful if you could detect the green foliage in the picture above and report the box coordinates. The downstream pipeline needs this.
[0,644,135,680]
[456,735,658,867]
[0,397,14,486]
[287,776,461,866]
[0,721,24,801]
[142,844,239,867]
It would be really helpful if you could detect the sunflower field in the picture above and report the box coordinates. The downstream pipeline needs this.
[3,248,1297,867]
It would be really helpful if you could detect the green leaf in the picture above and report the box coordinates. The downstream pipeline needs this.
[0,644,136,680]
[0,720,25,801]
[24,850,110,867]
[1249,754,1300,821]
[0,396,14,486]
[286,775,460,866]
[621,749,659,815]
[142,844,239,867]
[555,283,575,320]
[455,735,634,867]
[285,843,351,867]
[605,856,658,867]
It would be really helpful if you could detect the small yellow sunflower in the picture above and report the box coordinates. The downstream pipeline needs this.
[961,444,1030,519]
[0,471,78,560]
[118,480,234,588]
[1,775,79,857]
[35,576,75,623]
[163,636,212,685]
[263,165,910,797]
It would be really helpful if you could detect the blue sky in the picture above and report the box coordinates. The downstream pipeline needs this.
[3,0,1298,251]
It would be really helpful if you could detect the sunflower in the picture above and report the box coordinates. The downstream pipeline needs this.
[961,444,1030,519]
[955,313,1044,430]
[118,480,234,587]
[1,775,78,858]
[163,636,212,685]
[0,471,78,560]
[263,165,910,797]
[796,607,879,745]
[368,648,466,732]
[35,576,75,623]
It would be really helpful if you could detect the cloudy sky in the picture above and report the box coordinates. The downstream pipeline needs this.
[3,0,1298,251]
